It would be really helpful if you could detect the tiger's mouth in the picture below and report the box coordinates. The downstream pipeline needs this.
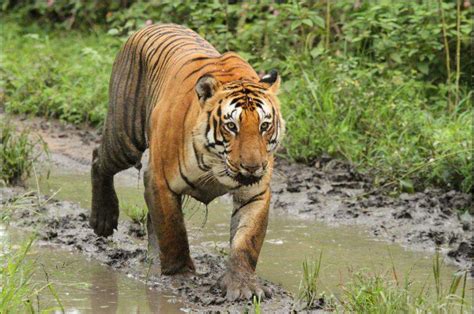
[234,173,262,186]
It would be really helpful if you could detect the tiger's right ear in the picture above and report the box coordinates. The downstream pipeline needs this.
[195,74,221,106]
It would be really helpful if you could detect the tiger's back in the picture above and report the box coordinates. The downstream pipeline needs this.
[97,24,259,176]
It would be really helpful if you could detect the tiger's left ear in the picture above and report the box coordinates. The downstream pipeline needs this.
[259,69,280,94]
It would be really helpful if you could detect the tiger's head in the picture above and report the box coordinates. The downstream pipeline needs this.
[193,71,285,187]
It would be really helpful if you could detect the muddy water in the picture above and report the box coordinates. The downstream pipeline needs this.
[30,168,470,300]
[0,226,188,313]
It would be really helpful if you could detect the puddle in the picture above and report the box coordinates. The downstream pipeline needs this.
[0,226,189,313]
[27,168,472,301]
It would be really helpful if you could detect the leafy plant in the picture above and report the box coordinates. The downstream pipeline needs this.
[122,202,147,225]
[0,121,47,186]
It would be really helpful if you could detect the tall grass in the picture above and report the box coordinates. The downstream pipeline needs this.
[296,252,471,312]
[0,237,63,313]
[1,121,47,186]
[296,252,324,310]
[282,59,472,192]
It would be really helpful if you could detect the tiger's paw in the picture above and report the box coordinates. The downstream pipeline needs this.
[219,270,272,301]
[89,202,119,237]
[161,257,196,276]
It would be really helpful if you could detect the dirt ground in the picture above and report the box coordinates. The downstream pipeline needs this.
[1,113,472,309]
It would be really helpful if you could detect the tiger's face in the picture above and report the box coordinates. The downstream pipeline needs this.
[194,71,284,187]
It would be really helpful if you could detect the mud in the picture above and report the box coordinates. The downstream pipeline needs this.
[1,187,293,312]
[5,114,473,271]
[271,159,473,271]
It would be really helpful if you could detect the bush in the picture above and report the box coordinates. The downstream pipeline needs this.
[1,22,118,125]
[0,121,46,186]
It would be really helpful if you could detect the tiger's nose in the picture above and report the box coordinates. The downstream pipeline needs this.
[240,161,267,176]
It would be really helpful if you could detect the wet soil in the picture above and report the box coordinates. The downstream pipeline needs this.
[8,114,470,270]
[271,159,473,271]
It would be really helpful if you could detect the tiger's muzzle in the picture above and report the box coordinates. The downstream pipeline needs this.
[226,160,268,186]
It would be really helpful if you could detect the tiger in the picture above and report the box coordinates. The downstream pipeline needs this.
[90,23,284,301]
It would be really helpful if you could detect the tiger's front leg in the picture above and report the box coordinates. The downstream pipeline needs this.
[144,168,195,275]
[220,188,272,301]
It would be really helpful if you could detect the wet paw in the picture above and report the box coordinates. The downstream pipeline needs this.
[219,271,272,301]
[89,204,118,237]
[161,258,196,276]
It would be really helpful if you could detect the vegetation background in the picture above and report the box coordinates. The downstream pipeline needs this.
[1,0,472,193]
[1,1,472,312]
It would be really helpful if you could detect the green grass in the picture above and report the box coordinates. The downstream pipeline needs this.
[121,201,147,225]
[1,121,47,186]
[1,21,119,126]
[296,252,470,313]
[0,237,63,313]
[296,252,324,310]
[1,17,472,193]
[1,192,62,313]
[282,58,473,192]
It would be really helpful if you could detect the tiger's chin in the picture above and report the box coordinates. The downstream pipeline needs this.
[214,172,263,188]
[234,174,262,186]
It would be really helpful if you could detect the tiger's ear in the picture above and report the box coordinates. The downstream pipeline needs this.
[259,69,280,94]
[195,74,221,106]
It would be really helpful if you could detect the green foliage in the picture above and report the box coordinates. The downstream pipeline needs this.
[342,1,472,83]
[1,22,119,125]
[294,253,470,312]
[296,252,325,310]
[337,253,469,313]
[0,121,46,186]
[0,237,63,313]
[1,1,472,192]
[281,58,472,191]
[122,202,148,225]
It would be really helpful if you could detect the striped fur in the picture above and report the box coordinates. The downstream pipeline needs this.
[90,24,284,300]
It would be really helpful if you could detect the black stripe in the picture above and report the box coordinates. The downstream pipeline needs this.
[192,141,211,171]
[178,160,196,189]
[182,62,217,82]
[149,40,204,104]
[176,56,212,73]
[232,190,267,218]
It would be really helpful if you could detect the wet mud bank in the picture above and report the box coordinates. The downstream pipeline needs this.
[1,187,293,312]
[271,159,472,270]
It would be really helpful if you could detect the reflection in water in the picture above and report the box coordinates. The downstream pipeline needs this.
[2,228,187,313]
[90,268,118,313]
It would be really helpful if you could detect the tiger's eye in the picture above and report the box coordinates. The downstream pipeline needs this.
[260,122,270,132]
[226,122,237,131]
